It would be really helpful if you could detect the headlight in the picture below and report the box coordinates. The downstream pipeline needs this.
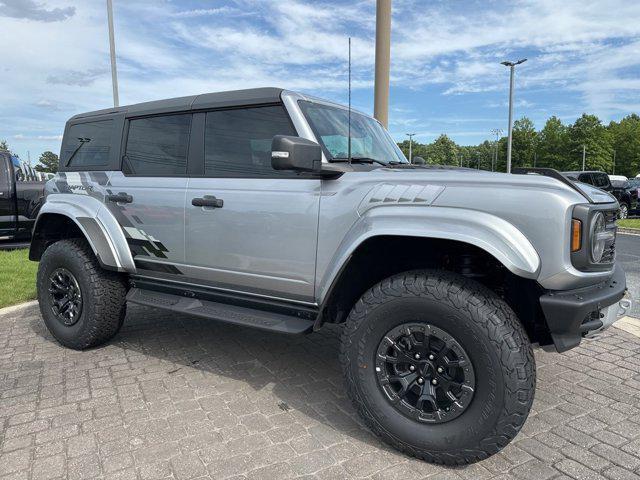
[590,212,606,262]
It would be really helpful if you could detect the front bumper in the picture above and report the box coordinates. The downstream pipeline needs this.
[540,263,630,352]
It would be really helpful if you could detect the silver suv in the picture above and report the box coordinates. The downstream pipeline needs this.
[30,88,631,464]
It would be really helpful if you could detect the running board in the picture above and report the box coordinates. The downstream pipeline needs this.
[126,288,314,334]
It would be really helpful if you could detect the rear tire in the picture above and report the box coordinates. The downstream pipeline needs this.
[37,238,127,350]
[339,270,535,465]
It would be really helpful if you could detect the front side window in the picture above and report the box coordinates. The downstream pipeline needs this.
[124,114,191,176]
[204,105,296,177]
[299,101,407,165]
[61,120,114,168]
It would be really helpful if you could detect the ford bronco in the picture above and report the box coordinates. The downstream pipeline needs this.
[30,88,631,464]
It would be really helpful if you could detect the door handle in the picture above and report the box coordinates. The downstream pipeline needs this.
[192,196,224,208]
[106,193,133,204]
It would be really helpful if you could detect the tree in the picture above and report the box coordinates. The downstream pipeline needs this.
[0,139,10,152]
[35,151,59,173]
[537,116,568,170]
[568,114,613,172]
[609,114,640,177]
[511,117,538,168]
[425,134,458,165]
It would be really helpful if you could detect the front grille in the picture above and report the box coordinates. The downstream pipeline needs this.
[601,209,617,263]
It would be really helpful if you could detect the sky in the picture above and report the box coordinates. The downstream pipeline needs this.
[1,0,640,163]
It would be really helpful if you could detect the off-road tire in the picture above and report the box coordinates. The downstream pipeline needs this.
[37,238,127,350]
[340,270,535,465]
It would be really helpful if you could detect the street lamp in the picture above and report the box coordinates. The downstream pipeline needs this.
[501,58,527,173]
[490,128,503,171]
[406,133,416,163]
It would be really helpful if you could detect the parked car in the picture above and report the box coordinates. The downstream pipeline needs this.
[609,174,628,182]
[0,151,46,241]
[563,170,638,218]
[30,88,630,465]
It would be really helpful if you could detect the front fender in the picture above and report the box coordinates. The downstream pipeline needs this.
[31,194,136,273]
[317,205,541,302]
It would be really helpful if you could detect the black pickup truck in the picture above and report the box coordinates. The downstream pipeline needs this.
[0,151,46,241]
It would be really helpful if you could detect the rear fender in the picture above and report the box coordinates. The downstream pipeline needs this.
[30,194,136,272]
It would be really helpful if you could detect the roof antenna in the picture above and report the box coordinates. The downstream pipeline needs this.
[348,36,352,165]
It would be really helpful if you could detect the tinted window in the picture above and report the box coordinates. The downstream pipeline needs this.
[578,173,593,184]
[61,120,113,168]
[204,106,296,177]
[124,114,191,176]
[592,173,610,188]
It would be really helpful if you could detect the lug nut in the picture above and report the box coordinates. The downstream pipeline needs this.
[431,379,438,385]
[428,354,435,360]
[417,378,424,384]
[414,353,421,360]
[409,365,416,372]
[437,367,443,373]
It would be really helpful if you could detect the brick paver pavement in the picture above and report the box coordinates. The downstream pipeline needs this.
[2,303,640,480]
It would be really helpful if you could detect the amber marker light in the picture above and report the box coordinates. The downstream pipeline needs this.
[571,219,582,252]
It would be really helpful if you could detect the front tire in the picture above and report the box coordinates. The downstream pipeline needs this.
[340,270,535,465]
[618,203,629,219]
[37,238,127,350]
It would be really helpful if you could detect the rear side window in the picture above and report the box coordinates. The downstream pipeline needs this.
[124,114,192,176]
[61,120,114,168]
[204,106,296,177]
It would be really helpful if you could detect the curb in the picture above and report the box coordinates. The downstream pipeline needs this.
[0,300,38,316]
[619,227,640,236]
[615,316,640,338]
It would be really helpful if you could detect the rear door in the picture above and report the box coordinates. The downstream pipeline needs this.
[105,114,192,279]
[184,105,320,303]
[0,153,16,237]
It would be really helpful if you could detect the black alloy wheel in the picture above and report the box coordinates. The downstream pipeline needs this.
[375,322,475,423]
[48,267,83,326]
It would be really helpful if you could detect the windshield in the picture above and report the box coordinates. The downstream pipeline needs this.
[299,101,408,164]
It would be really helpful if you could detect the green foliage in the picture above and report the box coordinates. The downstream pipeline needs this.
[35,151,59,173]
[397,113,639,177]
[0,139,10,152]
[537,117,568,169]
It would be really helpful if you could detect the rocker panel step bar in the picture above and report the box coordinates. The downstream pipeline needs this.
[127,288,314,334]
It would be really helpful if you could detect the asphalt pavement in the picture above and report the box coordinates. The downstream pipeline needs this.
[618,232,640,318]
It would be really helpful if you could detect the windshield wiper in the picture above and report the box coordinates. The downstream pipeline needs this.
[65,137,91,167]
[331,156,390,167]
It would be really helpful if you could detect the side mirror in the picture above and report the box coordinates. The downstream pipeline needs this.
[271,135,322,173]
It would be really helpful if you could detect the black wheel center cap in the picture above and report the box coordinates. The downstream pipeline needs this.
[375,323,476,424]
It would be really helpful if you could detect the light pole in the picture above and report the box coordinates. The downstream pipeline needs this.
[406,133,415,163]
[612,149,616,175]
[582,144,586,171]
[501,58,527,173]
[374,0,391,128]
[107,0,119,107]
[490,128,502,171]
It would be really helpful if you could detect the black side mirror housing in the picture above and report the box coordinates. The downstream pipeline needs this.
[271,135,322,173]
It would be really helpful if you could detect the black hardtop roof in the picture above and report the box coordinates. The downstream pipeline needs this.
[69,87,284,121]
[562,170,606,175]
